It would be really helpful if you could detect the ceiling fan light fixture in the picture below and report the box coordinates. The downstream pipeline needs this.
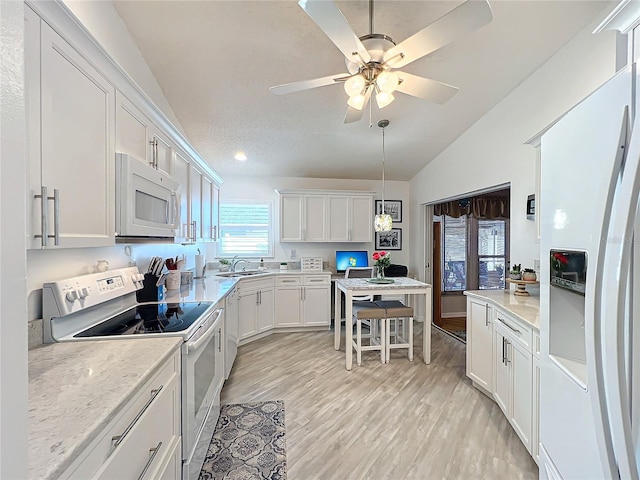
[376,71,398,93]
[375,90,394,109]
[344,74,366,97]
[347,93,366,111]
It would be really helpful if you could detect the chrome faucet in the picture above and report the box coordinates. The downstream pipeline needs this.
[231,257,248,272]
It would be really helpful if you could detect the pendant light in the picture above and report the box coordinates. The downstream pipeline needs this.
[374,119,393,232]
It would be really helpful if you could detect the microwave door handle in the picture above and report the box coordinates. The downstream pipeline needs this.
[172,192,180,228]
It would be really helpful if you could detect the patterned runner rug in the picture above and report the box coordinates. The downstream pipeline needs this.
[199,401,287,480]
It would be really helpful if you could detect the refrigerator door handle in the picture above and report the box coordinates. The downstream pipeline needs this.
[600,102,640,479]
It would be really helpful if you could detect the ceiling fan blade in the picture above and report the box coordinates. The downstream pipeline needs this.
[299,0,371,65]
[395,72,459,104]
[383,0,492,69]
[270,73,349,95]
[343,88,372,124]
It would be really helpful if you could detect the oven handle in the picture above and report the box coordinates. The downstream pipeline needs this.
[186,308,224,353]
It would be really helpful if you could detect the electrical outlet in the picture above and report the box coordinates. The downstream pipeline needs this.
[290,249,296,260]
[534,258,540,272]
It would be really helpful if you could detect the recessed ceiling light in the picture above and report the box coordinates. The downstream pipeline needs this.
[234,152,247,161]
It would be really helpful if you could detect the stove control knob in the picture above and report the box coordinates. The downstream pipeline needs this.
[66,290,78,302]
[79,288,89,299]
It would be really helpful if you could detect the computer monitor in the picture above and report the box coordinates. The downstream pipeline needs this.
[336,250,369,273]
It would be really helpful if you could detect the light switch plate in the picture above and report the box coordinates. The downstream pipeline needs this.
[290,249,296,260]
[534,258,540,272]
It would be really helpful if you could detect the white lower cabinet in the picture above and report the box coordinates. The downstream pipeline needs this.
[274,274,330,328]
[493,311,533,455]
[61,349,181,480]
[238,278,274,341]
[466,293,538,464]
[466,297,493,393]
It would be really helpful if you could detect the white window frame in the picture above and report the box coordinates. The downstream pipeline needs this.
[218,199,274,258]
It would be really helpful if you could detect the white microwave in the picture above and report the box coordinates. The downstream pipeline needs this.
[115,153,180,240]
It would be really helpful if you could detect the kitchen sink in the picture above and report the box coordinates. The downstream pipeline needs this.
[216,270,263,278]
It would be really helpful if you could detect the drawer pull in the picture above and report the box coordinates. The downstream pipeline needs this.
[112,385,163,447]
[497,317,521,335]
[137,441,163,480]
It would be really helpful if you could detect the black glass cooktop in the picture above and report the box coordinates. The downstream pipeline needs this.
[74,301,214,337]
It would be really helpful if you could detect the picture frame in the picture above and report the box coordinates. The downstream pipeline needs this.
[375,228,402,250]
[375,200,402,222]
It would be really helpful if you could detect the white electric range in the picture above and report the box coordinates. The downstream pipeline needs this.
[43,266,224,480]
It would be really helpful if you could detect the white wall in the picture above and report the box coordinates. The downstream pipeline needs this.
[409,11,619,282]
[217,175,411,272]
[1,1,28,476]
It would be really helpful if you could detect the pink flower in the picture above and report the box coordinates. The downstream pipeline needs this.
[372,252,380,261]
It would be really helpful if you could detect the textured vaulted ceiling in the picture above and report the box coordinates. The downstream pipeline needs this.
[113,0,612,181]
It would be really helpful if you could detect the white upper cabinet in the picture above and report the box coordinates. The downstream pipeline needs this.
[278,190,373,243]
[116,92,150,162]
[327,194,373,242]
[116,92,174,176]
[27,11,115,249]
[202,175,214,242]
[172,150,191,242]
[189,164,203,242]
[26,3,223,249]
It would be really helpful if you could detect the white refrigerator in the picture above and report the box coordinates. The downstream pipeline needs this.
[539,59,640,478]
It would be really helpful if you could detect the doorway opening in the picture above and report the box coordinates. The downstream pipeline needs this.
[431,188,510,342]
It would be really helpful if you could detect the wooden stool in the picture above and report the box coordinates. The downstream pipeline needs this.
[351,301,387,365]
[375,300,414,362]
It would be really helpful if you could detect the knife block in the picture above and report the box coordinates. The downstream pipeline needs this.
[136,273,164,303]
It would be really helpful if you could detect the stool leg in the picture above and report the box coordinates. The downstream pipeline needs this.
[380,318,386,363]
[356,319,362,366]
[408,316,414,361]
[385,318,391,363]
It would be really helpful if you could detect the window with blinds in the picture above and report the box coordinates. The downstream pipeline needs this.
[219,202,273,257]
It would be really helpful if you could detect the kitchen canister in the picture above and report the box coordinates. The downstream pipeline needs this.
[165,270,181,290]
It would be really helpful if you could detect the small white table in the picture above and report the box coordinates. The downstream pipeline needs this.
[334,277,433,370]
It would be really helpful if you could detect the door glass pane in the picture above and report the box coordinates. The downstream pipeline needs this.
[443,216,466,291]
[478,220,506,289]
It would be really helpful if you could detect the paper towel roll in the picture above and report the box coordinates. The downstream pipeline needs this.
[195,255,205,278]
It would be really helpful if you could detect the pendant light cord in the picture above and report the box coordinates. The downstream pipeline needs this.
[381,125,386,214]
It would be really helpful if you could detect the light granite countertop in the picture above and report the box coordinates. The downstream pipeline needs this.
[464,290,540,329]
[162,268,331,304]
[28,337,182,480]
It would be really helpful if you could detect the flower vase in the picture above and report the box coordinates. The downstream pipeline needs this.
[376,265,385,280]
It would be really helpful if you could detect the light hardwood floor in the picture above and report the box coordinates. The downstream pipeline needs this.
[221,324,538,480]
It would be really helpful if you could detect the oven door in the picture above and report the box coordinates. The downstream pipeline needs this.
[116,153,180,238]
[181,307,224,480]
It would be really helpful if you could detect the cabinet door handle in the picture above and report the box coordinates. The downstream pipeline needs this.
[112,385,163,447]
[497,317,521,335]
[302,287,306,301]
[137,441,162,480]
[256,291,260,305]
[212,225,217,241]
[502,337,506,365]
[485,304,489,327]
[505,340,511,365]
[52,189,60,246]
[191,220,197,241]
[34,186,49,247]
[218,327,222,352]
[34,187,59,246]
[148,139,156,168]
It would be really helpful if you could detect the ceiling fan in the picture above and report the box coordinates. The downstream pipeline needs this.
[270,0,493,123]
